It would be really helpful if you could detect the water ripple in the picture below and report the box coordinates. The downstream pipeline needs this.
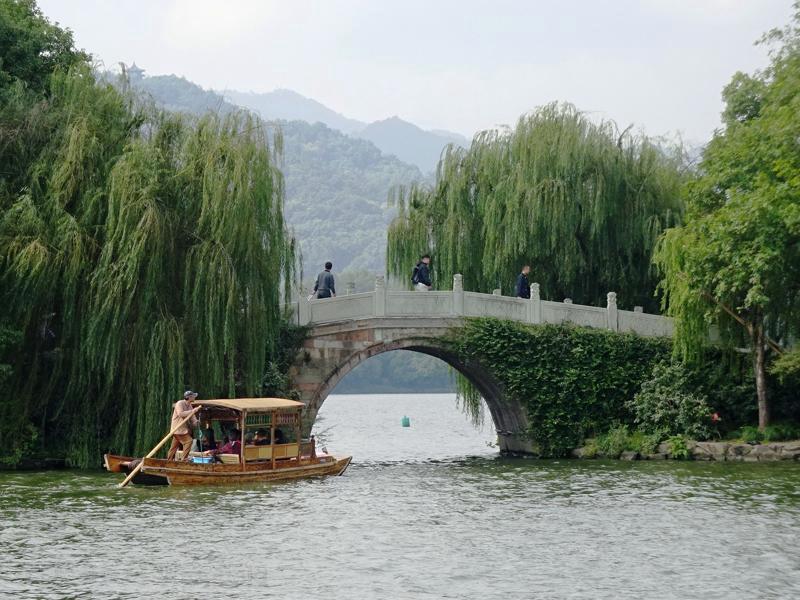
[1,394,799,599]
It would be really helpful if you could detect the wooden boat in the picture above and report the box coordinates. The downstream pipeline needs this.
[104,397,351,486]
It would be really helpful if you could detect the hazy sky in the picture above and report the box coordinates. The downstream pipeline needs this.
[38,0,794,143]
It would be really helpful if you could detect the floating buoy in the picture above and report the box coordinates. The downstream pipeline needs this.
[401,415,411,427]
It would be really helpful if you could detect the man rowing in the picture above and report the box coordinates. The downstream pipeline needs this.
[166,390,199,461]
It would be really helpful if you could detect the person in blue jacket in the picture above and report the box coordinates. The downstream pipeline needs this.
[412,255,432,291]
[515,265,531,299]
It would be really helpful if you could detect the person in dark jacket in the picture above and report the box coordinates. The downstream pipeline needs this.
[515,265,531,299]
[314,262,336,298]
[412,255,432,291]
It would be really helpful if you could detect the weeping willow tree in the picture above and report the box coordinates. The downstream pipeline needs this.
[0,65,296,466]
[387,103,686,311]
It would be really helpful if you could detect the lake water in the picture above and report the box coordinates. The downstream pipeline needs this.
[2,393,800,599]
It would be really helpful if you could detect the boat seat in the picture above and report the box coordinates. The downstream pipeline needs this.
[243,443,300,461]
[245,445,272,460]
[175,450,204,460]
[218,453,240,464]
[273,443,299,459]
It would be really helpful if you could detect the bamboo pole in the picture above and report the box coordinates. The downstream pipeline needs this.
[118,406,201,488]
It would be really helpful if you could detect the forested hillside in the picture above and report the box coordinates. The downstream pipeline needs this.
[279,121,420,276]
[134,73,422,274]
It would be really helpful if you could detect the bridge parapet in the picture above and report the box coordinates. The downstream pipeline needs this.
[287,275,673,338]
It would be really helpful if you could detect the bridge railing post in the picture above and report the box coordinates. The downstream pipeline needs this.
[298,296,311,326]
[606,291,618,332]
[374,275,386,317]
[528,283,541,324]
[453,274,464,316]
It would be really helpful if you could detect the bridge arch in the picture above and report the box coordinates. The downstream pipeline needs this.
[289,318,534,455]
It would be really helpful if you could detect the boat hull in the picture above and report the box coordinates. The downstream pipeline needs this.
[103,453,131,473]
[104,453,352,486]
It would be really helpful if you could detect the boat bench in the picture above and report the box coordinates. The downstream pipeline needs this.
[244,443,299,461]
[174,451,240,464]
[175,445,300,463]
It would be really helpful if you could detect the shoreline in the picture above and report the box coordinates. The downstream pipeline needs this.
[571,440,800,462]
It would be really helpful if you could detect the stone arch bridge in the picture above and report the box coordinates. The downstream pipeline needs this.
[287,275,673,455]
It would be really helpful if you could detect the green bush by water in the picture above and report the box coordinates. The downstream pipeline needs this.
[595,425,632,458]
[594,425,664,458]
[737,423,800,444]
[448,319,671,457]
[667,435,691,460]
[447,318,795,457]
[627,361,713,440]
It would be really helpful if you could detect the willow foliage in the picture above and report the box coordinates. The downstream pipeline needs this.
[1,67,295,466]
[387,103,685,310]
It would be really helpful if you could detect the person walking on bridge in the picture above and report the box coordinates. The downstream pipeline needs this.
[314,261,336,299]
[515,265,531,299]
[412,254,432,291]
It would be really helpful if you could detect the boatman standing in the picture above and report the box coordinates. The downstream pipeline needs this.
[167,390,199,461]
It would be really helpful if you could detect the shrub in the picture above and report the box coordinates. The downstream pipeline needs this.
[581,440,599,458]
[596,425,631,458]
[260,362,299,400]
[738,425,764,444]
[628,429,664,455]
[667,434,691,460]
[762,423,800,442]
[0,422,38,468]
[627,361,713,440]
[259,320,308,400]
[0,325,21,387]
[592,426,663,457]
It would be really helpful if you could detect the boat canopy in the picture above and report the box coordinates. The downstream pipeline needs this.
[194,398,304,413]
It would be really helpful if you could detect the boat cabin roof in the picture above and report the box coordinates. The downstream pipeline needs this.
[194,397,304,413]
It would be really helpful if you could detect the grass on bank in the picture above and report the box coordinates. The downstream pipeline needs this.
[579,422,800,460]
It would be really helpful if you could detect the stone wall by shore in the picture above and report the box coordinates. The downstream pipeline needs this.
[571,440,800,462]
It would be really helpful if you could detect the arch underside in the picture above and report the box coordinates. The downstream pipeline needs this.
[305,337,533,455]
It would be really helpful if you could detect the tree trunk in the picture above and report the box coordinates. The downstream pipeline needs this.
[752,323,770,431]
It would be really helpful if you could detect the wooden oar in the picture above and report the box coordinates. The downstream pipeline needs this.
[118,406,201,488]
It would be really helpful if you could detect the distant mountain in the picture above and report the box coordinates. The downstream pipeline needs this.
[138,74,232,115]
[130,74,422,274]
[222,89,469,173]
[224,88,365,134]
[358,116,469,174]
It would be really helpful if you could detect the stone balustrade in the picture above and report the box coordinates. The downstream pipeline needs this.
[287,274,673,338]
